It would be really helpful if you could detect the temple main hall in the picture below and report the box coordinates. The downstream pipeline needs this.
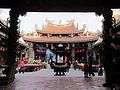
[22,20,98,63]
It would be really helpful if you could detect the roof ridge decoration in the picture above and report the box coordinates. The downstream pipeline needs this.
[35,24,39,30]
[45,19,75,26]
[43,19,76,32]
[35,20,86,34]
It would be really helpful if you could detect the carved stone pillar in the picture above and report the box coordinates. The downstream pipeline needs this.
[0,8,20,84]
[4,9,19,77]
[67,43,70,49]
[102,8,113,84]
[0,8,27,84]
[6,9,19,65]
[71,43,75,61]
[46,44,48,48]
[51,44,53,49]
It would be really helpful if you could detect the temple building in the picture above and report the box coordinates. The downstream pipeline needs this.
[22,20,98,63]
[0,19,28,65]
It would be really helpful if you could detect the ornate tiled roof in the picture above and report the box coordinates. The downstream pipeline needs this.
[23,20,98,43]
[36,20,85,34]
[23,36,98,43]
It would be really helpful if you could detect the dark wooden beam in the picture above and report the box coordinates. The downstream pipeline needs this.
[0,0,120,12]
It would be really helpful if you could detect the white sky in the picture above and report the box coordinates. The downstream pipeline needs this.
[0,8,106,33]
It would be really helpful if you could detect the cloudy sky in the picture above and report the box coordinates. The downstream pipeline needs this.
[2,8,120,33]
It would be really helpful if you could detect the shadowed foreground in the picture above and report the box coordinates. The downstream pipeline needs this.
[0,69,109,90]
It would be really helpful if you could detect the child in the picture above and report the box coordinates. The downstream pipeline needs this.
[98,65,103,76]
[84,63,89,77]
[73,60,78,70]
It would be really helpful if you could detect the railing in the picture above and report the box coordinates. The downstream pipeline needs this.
[0,63,17,84]
[24,64,44,72]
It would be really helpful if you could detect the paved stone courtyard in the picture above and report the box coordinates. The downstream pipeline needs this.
[0,69,110,90]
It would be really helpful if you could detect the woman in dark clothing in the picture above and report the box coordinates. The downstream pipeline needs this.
[87,50,95,76]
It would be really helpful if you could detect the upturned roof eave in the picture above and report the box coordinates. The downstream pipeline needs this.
[36,29,84,34]
[23,37,98,43]
[24,39,97,43]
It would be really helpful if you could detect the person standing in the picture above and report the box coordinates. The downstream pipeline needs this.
[66,58,71,69]
[83,62,89,77]
[98,64,103,76]
[73,60,78,70]
[18,58,25,73]
[49,54,54,69]
[87,50,95,76]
